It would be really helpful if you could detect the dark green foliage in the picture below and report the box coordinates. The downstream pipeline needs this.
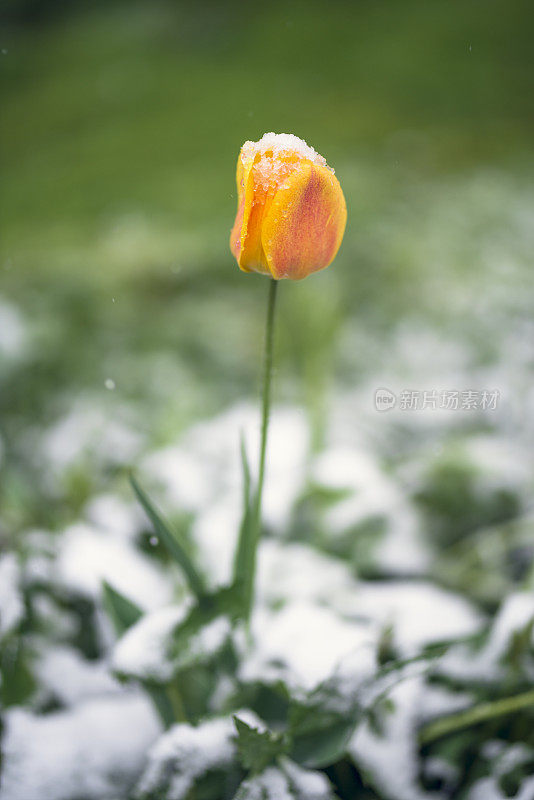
[233,716,287,774]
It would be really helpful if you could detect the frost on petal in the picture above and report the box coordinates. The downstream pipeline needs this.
[240,132,328,169]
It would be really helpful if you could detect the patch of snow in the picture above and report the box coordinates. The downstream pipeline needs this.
[241,132,329,169]
[234,759,335,800]
[132,403,311,590]
[312,446,429,574]
[437,592,534,683]
[142,403,309,534]
[0,553,23,638]
[142,445,212,514]
[190,494,241,586]
[0,694,161,800]
[282,758,336,798]
[349,676,434,800]
[256,540,357,608]
[22,529,57,585]
[136,712,259,800]
[85,493,145,541]
[351,580,483,656]
[0,297,26,359]
[55,523,174,610]
[255,542,481,680]
[113,605,190,682]
[112,604,231,683]
[243,601,374,691]
[41,398,144,474]
[35,645,120,706]
[469,775,534,800]
[235,768,294,800]
[259,407,309,531]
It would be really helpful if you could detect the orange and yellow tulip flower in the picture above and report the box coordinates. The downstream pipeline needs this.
[230,133,347,280]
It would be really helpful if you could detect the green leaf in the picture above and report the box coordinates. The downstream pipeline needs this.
[288,686,359,769]
[231,435,256,617]
[102,580,143,634]
[234,716,287,774]
[145,684,179,729]
[289,704,355,769]
[130,473,206,599]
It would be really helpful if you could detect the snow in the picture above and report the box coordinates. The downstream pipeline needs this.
[256,541,482,665]
[234,760,335,800]
[55,523,174,610]
[143,403,308,533]
[256,540,357,609]
[243,601,375,691]
[112,605,190,682]
[190,494,241,586]
[283,758,335,798]
[136,713,260,800]
[351,580,483,656]
[349,676,434,800]
[112,604,231,683]
[0,694,161,800]
[41,397,144,474]
[85,493,145,541]
[241,132,329,170]
[235,767,294,800]
[142,403,309,586]
[311,445,430,574]
[35,645,120,706]
[0,553,23,638]
[437,592,534,683]
[136,717,235,799]
[469,776,534,800]
[0,297,26,358]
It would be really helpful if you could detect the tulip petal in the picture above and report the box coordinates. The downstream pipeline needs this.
[230,150,253,268]
[261,163,347,280]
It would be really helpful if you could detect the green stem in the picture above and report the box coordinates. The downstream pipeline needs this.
[166,682,188,723]
[245,278,278,618]
[420,688,534,745]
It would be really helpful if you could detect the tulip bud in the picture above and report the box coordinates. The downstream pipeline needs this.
[230,132,347,281]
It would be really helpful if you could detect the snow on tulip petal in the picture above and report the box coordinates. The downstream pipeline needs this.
[262,163,347,281]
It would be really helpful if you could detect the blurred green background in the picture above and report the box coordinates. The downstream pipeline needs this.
[1,0,533,536]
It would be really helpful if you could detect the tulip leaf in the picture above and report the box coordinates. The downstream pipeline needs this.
[102,580,143,634]
[130,473,206,599]
[146,684,181,729]
[231,434,255,616]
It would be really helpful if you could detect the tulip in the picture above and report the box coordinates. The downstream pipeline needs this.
[230,132,347,280]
